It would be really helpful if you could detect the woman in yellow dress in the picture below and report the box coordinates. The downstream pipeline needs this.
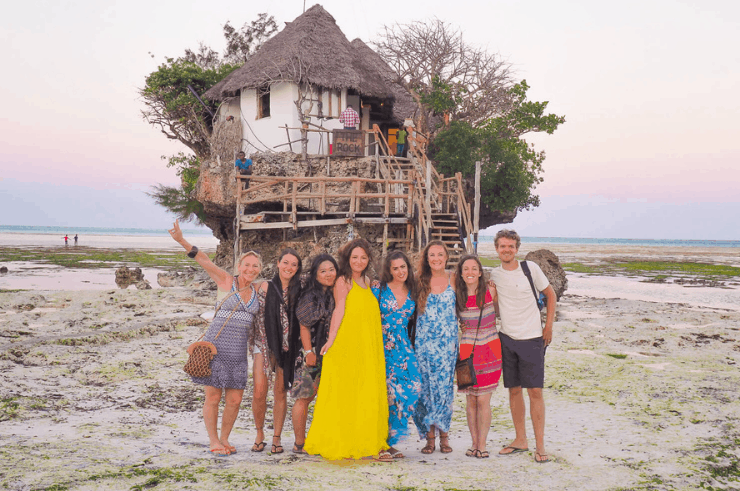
[304,238,391,461]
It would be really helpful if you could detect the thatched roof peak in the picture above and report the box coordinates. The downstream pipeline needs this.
[204,4,392,101]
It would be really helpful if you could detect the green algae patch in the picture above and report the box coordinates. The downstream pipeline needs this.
[0,247,189,269]
[562,262,599,274]
[611,261,740,279]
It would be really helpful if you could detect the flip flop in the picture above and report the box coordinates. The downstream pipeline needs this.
[271,444,284,454]
[210,447,230,457]
[374,451,393,462]
[388,449,405,459]
[478,450,490,459]
[535,451,550,463]
[251,441,266,452]
[226,445,236,454]
[465,448,476,457]
[499,446,528,455]
[292,443,307,454]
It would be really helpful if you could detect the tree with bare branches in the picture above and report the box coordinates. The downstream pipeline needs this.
[374,19,513,137]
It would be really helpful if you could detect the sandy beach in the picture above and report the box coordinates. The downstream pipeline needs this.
[1,240,739,490]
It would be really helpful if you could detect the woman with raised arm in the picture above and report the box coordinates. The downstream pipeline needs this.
[169,220,260,457]
[372,250,421,459]
[290,254,338,454]
[304,238,390,461]
[455,254,502,459]
[250,248,302,455]
[413,240,458,455]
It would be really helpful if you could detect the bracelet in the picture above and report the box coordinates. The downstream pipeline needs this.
[187,246,199,259]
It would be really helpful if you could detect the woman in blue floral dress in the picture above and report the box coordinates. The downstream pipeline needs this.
[413,240,458,454]
[372,251,421,459]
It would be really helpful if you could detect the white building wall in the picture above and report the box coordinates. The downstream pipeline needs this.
[237,84,365,157]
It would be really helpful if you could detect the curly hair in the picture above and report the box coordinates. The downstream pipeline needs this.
[454,255,487,316]
[379,250,416,302]
[494,229,521,249]
[416,240,449,315]
[337,238,374,281]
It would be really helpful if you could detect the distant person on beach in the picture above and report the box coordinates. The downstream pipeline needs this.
[235,151,252,190]
[74,234,78,244]
[169,219,261,457]
[490,229,556,464]
[290,254,337,454]
[339,104,360,130]
[63,235,69,245]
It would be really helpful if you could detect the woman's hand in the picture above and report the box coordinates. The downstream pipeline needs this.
[168,220,184,243]
[370,279,380,289]
[488,281,498,303]
[320,339,333,356]
[305,351,317,367]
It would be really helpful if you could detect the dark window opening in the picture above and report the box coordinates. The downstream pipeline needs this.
[257,85,270,119]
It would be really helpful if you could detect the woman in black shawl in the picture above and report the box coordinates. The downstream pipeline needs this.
[250,248,302,454]
[290,254,338,453]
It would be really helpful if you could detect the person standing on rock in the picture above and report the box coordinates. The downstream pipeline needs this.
[235,151,252,190]
[490,229,556,464]
[169,219,261,457]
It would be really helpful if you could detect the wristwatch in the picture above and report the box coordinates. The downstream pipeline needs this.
[187,246,199,258]
[305,348,315,355]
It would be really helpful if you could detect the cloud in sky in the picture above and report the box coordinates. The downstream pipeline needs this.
[1,0,738,238]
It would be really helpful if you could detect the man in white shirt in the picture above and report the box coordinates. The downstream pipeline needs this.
[490,229,556,464]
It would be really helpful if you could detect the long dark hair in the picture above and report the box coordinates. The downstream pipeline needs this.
[416,240,448,315]
[303,254,338,294]
[379,250,416,302]
[276,248,303,308]
[337,238,374,281]
[454,254,487,316]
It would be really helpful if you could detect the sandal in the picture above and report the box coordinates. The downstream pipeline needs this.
[375,450,393,462]
[292,443,307,454]
[421,437,435,454]
[477,450,490,459]
[251,441,266,452]
[210,446,231,457]
[388,447,405,459]
[439,435,452,454]
[535,451,550,463]
[225,445,236,454]
[465,448,476,457]
[271,436,284,455]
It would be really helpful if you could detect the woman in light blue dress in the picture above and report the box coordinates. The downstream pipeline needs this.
[413,240,458,454]
[372,251,421,459]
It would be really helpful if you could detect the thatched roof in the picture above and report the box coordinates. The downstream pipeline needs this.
[349,38,417,123]
[205,5,394,101]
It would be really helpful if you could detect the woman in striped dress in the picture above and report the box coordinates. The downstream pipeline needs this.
[455,255,502,459]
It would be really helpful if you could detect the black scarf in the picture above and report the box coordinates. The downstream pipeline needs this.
[264,273,301,389]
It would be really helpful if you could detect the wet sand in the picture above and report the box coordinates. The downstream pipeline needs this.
[1,243,739,490]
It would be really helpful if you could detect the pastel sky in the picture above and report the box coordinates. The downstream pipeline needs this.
[1,0,738,239]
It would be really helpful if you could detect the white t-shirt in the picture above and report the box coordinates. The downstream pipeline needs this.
[490,261,550,340]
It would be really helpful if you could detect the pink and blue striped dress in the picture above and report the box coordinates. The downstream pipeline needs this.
[458,290,502,395]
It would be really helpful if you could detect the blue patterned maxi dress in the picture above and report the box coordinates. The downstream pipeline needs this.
[372,286,422,446]
[413,283,458,437]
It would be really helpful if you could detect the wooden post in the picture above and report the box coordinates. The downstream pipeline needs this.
[425,159,432,243]
[320,181,326,215]
[382,222,388,256]
[384,180,390,217]
[284,125,293,152]
[292,181,298,230]
[283,182,289,212]
[474,161,481,253]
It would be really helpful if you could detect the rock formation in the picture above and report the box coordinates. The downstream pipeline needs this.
[524,249,568,300]
[157,267,216,290]
[115,266,150,290]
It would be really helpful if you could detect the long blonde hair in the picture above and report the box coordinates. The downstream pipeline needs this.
[416,240,449,315]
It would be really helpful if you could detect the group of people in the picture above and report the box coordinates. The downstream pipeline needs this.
[169,220,556,463]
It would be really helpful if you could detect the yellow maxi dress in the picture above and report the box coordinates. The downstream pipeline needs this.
[304,280,389,460]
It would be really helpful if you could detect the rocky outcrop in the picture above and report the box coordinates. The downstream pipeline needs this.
[194,148,382,272]
[524,249,568,300]
[115,267,151,290]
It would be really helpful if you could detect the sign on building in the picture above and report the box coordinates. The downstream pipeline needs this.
[332,129,364,157]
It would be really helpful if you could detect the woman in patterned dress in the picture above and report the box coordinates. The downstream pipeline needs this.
[290,254,337,454]
[413,240,458,454]
[455,255,502,459]
[372,251,421,459]
[169,220,261,457]
[251,249,302,454]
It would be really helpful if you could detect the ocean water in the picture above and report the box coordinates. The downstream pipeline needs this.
[0,225,219,250]
[477,235,740,248]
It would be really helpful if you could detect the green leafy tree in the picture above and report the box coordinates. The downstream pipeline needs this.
[431,81,565,221]
[141,13,276,222]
